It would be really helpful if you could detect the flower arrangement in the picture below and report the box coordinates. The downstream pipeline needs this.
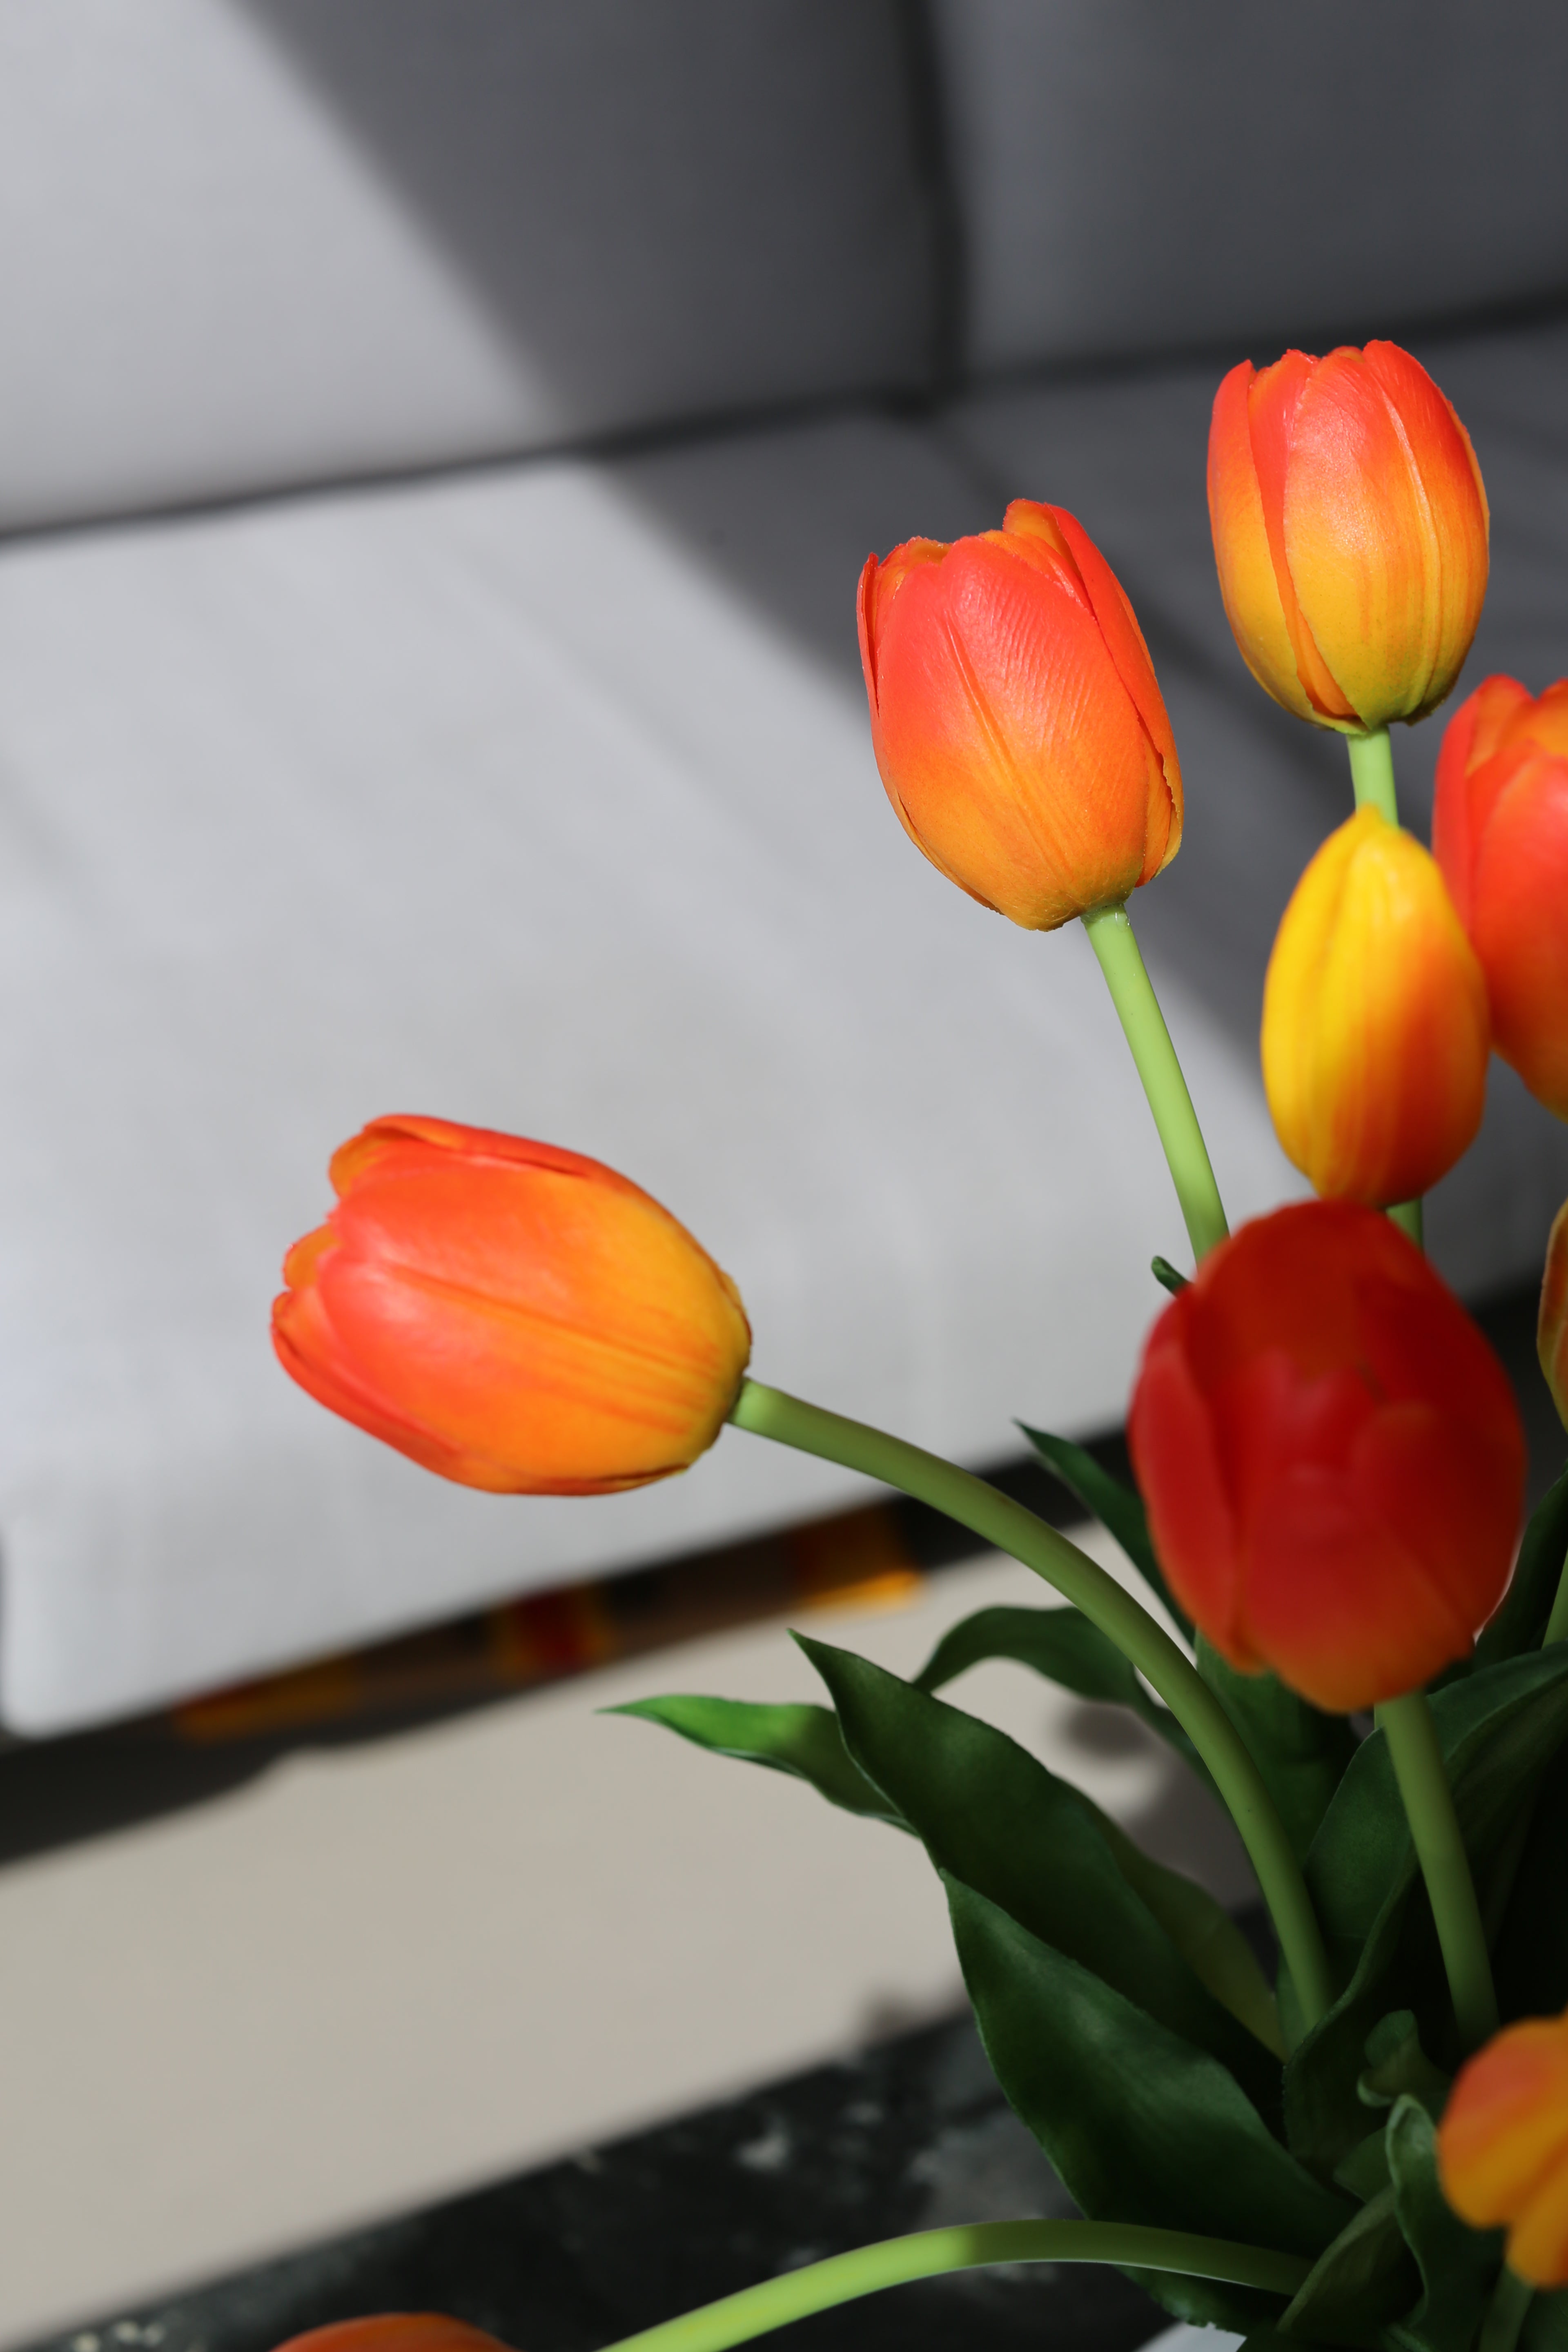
[271,340,1568,2352]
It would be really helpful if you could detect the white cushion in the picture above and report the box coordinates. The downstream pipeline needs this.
[0,0,932,530]
[932,0,1568,376]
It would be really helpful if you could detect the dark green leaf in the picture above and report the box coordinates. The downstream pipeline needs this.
[1523,2289,1568,2352]
[945,1874,1350,2332]
[1384,2092,1501,2352]
[1494,1731,1568,2020]
[801,1636,1281,2100]
[1476,1465,1568,1668]
[1357,2012,1449,2118]
[911,1601,1209,1785]
[1152,1255,1189,1295]
[1094,1811,1285,2059]
[1017,1424,1190,1634]
[1196,1634,1357,1864]
[1276,2184,1414,2346]
[1287,1648,1568,2171]
[609,1694,903,1824]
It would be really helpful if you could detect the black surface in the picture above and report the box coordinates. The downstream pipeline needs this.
[22,2014,1165,2352]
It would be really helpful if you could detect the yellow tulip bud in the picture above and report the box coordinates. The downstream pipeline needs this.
[1262,806,1490,1205]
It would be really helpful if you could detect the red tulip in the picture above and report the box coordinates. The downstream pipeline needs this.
[857,500,1181,930]
[267,2324,512,2352]
[1208,343,1488,731]
[1440,2007,1568,2287]
[1433,675,1568,1120]
[274,1116,752,1494]
[1127,1201,1524,1713]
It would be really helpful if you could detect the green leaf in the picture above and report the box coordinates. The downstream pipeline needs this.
[1152,1254,1189,1295]
[1476,1464,1568,1668]
[1094,1811,1285,2059]
[609,1694,903,1824]
[1357,2012,1450,2118]
[1523,2290,1568,2352]
[1286,1648,1568,2171]
[800,1635,1281,2100]
[1017,1424,1190,1634]
[911,1601,1209,1784]
[1196,1634,1358,1864]
[1494,1730,1568,2021]
[1384,2092,1502,2352]
[1276,2183,1414,2346]
[945,1874,1351,2332]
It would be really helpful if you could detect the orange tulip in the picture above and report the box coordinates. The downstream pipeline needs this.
[857,500,1181,930]
[268,2323,512,2352]
[1262,806,1489,1205]
[1127,1200,1524,1713]
[274,1116,752,1494]
[1439,2007,1568,2287]
[1540,1197,1568,1434]
[1208,342,1488,731]
[1432,675,1568,1120]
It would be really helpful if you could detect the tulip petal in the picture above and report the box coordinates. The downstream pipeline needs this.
[1468,752,1568,1116]
[1442,2020,1568,2226]
[1432,675,1531,925]
[1127,1323,1256,1668]
[1208,361,1319,722]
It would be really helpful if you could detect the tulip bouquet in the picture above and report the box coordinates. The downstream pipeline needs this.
[272,343,1568,2352]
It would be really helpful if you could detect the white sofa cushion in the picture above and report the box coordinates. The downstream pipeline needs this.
[932,0,1568,376]
[0,0,934,531]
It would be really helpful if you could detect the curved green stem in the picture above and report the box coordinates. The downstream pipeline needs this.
[1375,1691,1499,2051]
[731,1377,1333,2030]
[1348,726,1399,825]
[1479,2265,1535,2352]
[593,2218,1312,2352]
[1081,900,1229,1263]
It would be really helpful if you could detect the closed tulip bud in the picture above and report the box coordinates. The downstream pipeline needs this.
[1209,343,1488,732]
[274,1116,752,1494]
[1439,2007,1568,2287]
[1433,675,1568,1120]
[857,500,1181,930]
[1127,1200,1524,1713]
[1540,1198,1568,1433]
[1262,805,1489,1205]
[268,2325,512,2352]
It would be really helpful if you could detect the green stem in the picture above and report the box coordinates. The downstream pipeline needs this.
[1544,1538,1568,1646]
[1389,1198,1424,1247]
[1081,900,1229,1263]
[731,1377,1333,2030]
[1348,726,1399,825]
[1375,1691,1499,2051]
[593,2219,1312,2352]
[1478,2265,1534,2352]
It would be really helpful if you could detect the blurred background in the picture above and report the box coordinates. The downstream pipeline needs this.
[0,2,1567,2342]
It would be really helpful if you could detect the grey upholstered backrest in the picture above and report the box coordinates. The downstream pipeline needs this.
[931,0,1568,377]
[0,0,937,532]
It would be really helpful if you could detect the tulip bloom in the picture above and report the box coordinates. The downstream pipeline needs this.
[269,2324,512,2352]
[1208,343,1488,731]
[1262,806,1489,1205]
[1127,1200,1524,1713]
[1439,2007,1568,2287]
[274,1116,752,1494]
[857,500,1181,930]
[1541,1197,1568,1433]
[1433,675,1568,1120]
